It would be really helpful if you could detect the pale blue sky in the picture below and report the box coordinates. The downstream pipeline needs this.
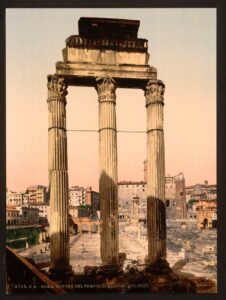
[6,8,216,191]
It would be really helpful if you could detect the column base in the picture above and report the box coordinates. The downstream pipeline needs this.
[145,258,171,275]
[49,264,73,280]
[97,264,123,278]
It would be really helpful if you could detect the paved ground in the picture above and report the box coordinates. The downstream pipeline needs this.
[69,233,102,273]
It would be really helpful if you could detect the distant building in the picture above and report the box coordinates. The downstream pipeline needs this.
[187,199,199,219]
[77,206,91,218]
[6,205,40,226]
[143,160,187,220]
[29,204,50,226]
[118,172,187,221]
[69,186,99,215]
[118,181,147,220]
[25,185,48,205]
[85,187,100,213]
[69,186,86,206]
[23,194,29,205]
[16,206,39,225]
[186,182,217,201]
[196,199,217,229]
[6,206,20,226]
[165,172,187,219]
[7,191,24,206]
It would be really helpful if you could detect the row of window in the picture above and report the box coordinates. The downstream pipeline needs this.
[8,195,23,199]
[7,219,19,225]
[8,199,22,201]
[120,185,145,188]
[7,212,19,217]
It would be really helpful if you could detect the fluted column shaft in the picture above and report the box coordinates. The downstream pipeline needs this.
[145,79,166,265]
[47,75,71,274]
[96,77,119,266]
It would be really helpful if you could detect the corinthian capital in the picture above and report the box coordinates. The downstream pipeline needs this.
[47,75,68,99]
[145,80,165,106]
[95,77,116,102]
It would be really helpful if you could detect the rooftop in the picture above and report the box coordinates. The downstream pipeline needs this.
[118,180,146,185]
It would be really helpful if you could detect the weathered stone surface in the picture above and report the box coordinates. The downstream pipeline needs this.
[62,48,149,65]
[56,62,157,88]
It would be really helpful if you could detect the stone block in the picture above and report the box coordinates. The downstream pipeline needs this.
[62,48,149,65]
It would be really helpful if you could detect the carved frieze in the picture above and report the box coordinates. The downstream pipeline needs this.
[66,35,148,53]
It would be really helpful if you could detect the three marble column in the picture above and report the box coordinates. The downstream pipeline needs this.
[47,75,167,274]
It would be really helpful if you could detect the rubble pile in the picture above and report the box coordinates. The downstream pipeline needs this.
[166,219,217,282]
[46,262,216,293]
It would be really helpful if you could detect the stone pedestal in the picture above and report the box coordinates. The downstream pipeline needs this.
[145,79,167,268]
[47,75,72,277]
[96,77,120,272]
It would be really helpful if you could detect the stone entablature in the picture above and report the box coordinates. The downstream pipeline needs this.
[59,17,155,88]
[57,62,155,87]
